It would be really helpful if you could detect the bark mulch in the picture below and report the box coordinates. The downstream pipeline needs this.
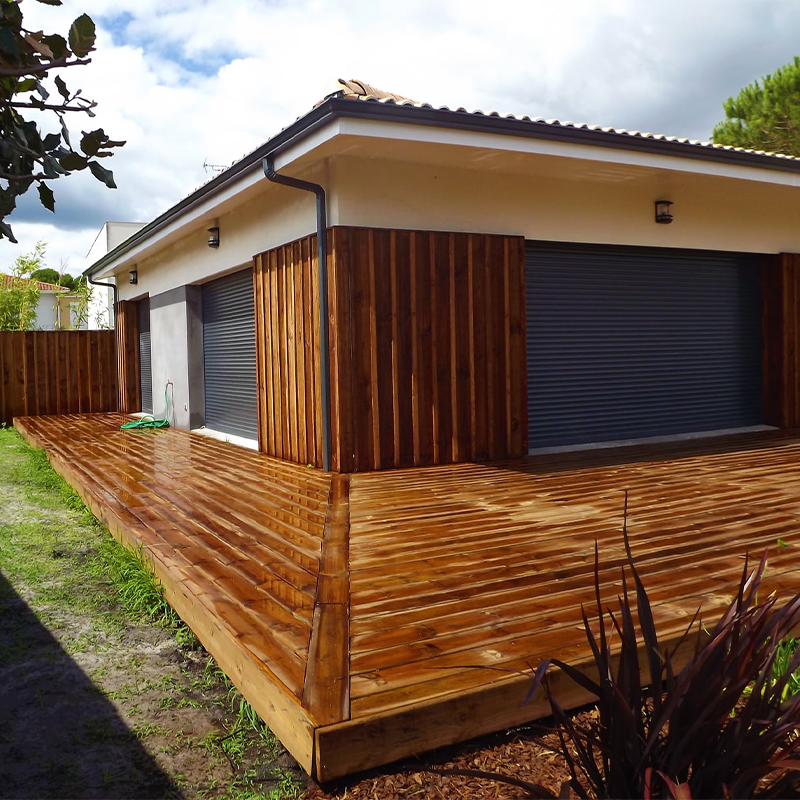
[304,711,597,800]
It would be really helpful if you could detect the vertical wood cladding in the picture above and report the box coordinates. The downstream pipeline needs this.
[330,228,527,471]
[0,330,118,424]
[254,236,324,467]
[763,253,800,429]
[254,227,527,472]
[116,300,141,414]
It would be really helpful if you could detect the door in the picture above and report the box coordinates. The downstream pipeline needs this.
[525,242,763,449]
[201,268,258,439]
[138,298,152,414]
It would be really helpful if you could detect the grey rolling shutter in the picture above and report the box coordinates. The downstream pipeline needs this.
[138,298,152,414]
[525,242,763,449]
[202,268,257,439]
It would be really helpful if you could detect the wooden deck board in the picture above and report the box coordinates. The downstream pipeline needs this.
[14,413,328,773]
[347,431,800,729]
[14,415,800,781]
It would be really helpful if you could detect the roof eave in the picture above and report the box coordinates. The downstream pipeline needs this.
[84,98,341,277]
[86,96,800,277]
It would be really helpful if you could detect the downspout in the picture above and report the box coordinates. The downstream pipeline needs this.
[88,274,120,411]
[262,154,332,473]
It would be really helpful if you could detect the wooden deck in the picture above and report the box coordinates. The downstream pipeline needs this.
[15,415,800,781]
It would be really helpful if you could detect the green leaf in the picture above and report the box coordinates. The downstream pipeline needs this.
[59,151,87,171]
[16,78,36,93]
[778,538,789,548]
[80,128,106,157]
[0,28,20,58]
[42,132,61,151]
[37,183,55,212]
[0,187,17,217]
[68,14,95,58]
[0,220,18,244]
[24,34,54,59]
[54,75,70,101]
[88,160,116,188]
[42,34,67,60]
[59,116,71,148]
[2,3,22,28]
[42,155,62,179]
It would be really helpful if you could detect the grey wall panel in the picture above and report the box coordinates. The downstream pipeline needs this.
[138,298,152,414]
[525,242,763,448]
[202,268,257,439]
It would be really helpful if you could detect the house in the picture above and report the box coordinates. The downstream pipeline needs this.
[86,78,800,470]
[0,273,70,330]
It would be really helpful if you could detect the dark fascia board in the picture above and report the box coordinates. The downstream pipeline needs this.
[85,96,800,276]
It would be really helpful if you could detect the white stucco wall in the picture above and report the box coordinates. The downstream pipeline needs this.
[329,151,800,255]
[85,222,143,327]
[33,292,58,330]
[115,176,317,302]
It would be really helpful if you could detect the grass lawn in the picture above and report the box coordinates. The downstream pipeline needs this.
[0,425,304,799]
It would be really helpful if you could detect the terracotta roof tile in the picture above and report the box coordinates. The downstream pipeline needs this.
[0,274,68,292]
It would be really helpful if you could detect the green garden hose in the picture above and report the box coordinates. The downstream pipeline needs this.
[120,416,170,430]
[120,386,171,430]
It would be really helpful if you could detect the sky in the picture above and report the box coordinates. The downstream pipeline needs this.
[5,0,800,276]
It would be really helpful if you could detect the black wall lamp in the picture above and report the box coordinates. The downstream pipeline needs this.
[207,225,220,248]
[129,269,138,285]
[655,199,674,224]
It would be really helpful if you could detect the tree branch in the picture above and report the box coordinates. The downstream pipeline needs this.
[0,57,91,77]
[7,100,96,112]
[0,171,48,182]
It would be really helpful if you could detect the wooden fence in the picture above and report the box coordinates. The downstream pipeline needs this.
[0,330,118,425]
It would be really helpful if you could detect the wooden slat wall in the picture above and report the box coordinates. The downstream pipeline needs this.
[0,330,118,425]
[763,253,800,428]
[254,236,324,467]
[329,227,528,472]
[116,300,141,414]
[254,227,527,472]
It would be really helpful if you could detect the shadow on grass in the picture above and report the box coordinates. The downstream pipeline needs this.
[0,569,179,799]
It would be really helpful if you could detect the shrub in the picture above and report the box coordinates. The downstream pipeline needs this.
[422,504,800,797]
[526,508,800,798]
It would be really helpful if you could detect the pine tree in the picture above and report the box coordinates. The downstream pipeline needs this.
[712,56,800,156]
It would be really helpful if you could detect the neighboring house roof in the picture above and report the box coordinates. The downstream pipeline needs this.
[0,274,69,292]
[86,78,800,277]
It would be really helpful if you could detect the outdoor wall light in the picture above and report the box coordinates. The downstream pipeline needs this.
[655,199,674,224]
[129,270,138,285]
[207,226,220,248]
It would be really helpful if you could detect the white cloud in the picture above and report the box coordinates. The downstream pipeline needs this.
[5,0,800,275]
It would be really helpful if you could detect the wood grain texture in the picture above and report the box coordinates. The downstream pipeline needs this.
[763,253,800,428]
[302,473,351,728]
[116,300,141,414]
[329,226,528,472]
[347,429,800,726]
[14,413,333,772]
[254,238,324,467]
[16,414,800,780]
[0,330,118,424]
